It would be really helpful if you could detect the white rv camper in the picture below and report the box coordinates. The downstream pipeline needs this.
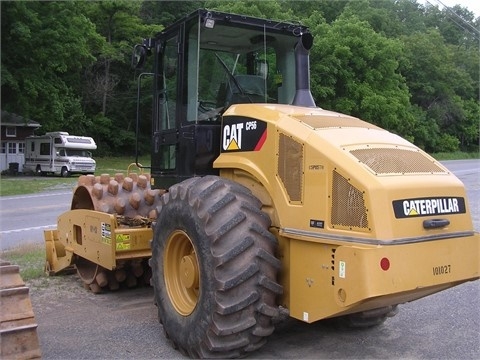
[24,132,96,177]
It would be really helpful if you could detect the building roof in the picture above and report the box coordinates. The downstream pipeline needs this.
[1,111,41,128]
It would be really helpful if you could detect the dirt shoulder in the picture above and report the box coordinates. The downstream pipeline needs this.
[28,274,184,359]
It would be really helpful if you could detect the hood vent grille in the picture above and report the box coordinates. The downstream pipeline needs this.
[350,148,446,175]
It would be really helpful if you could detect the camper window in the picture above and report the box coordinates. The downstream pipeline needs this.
[67,149,92,157]
[40,143,50,155]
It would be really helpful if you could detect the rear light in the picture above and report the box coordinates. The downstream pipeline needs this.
[380,257,390,271]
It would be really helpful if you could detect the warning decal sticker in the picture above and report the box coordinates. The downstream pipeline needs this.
[116,234,131,251]
[101,222,111,245]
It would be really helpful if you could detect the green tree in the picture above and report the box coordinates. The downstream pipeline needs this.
[2,0,477,155]
[140,1,205,26]
[1,1,102,133]
[205,0,294,20]
[400,29,478,151]
[79,0,162,155]
[307,13,416,138]
[280,0,348,23]
[340,0,404,37]
[424,4,479,47]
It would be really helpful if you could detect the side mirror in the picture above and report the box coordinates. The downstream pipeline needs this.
[132,44,147,69]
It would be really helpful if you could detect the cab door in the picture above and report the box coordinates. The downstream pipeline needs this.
[151,31,180,189]
[150,16,221,190]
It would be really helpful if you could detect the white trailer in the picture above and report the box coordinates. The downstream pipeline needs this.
[23,132,96,177]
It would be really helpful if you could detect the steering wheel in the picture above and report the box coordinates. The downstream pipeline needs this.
[198,101,217,113]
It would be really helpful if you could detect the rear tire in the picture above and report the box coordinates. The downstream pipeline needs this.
[150,176,282,358]
[332,305,398,329]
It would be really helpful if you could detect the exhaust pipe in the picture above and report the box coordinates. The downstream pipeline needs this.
[292,32,316,107]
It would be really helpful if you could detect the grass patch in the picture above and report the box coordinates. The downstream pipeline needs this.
[0,156,150,196]
[95,156,150,174]
[1,243,46,281]
[431,152,479,160]
[0,176,78,196]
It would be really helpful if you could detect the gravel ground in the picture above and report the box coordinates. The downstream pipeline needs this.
[29,275,180,359]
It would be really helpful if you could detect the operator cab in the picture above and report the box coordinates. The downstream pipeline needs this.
[133,9,313,188]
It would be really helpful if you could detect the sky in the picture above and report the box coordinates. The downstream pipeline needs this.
[424,0,480,17]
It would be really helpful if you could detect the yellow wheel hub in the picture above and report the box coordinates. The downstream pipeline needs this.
[164,230,200,315]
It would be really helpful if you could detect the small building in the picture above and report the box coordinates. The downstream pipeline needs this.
[1,111,41,173]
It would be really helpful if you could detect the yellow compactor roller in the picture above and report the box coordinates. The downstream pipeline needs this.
[44,9,479,359]
[45,171,162,292]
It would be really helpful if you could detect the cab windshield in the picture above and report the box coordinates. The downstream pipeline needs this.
[185,20,301,122]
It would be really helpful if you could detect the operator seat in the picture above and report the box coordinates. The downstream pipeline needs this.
[224,75,267,106]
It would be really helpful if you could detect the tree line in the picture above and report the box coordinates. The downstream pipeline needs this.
[2,0,478,155]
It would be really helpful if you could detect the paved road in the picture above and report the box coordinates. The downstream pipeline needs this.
[31,278,480,360]
[442,160,479,228]
[0,190,71,250]
[1,160,479,359]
